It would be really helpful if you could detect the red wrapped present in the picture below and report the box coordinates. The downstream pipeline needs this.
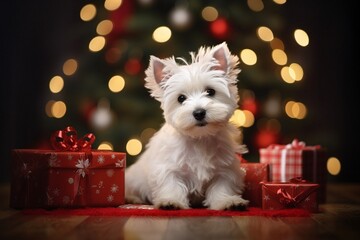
[10,126,126,209]
[259,139,327,203]
[241,162,270,207]
[261,178,319,212]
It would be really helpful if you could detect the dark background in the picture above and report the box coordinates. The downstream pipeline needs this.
[1,1,357,183]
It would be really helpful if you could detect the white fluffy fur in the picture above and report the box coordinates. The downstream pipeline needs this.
[125,42,249,210]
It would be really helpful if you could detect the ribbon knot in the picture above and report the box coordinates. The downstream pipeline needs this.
[50,126,95,151]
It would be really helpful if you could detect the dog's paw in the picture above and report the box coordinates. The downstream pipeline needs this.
[224,202,248,211]
[155,200,189,210]
[208,196,249,211]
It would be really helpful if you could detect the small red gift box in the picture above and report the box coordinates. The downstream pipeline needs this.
[241,162,270,207]
[259,139,327,203]
[261,179,319,212]
[10,126,126,209]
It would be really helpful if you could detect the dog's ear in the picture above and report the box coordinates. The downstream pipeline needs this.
[151,56,166,85]
[212,42,240,84]
[145,56,167,102]
[212,42,229,73]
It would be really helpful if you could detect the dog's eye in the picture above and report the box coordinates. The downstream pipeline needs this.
[178,94,186,103]
[206,88,215,96]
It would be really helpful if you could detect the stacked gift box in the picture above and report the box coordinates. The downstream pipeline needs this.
[239,139,326,212]
[259,139,327,204]
[10,127,126,209]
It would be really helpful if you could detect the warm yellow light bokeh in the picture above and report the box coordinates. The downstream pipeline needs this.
[49,76,64,93]
[247,0,264,12]
[126,139,143,156]
[285,101,307,119]
[98,141,114,150]
[240,49,257,65]
[80,4,97,21]
[327,157,341,175]
[51,101,67,118]
[272,49,287,65]
[294,29,309,47]
[289,63,304,81]
[108,75,125,93]
[63,59,78,76]
[280,66,295,83]
[104,0,122,11]
[89,36,106,52]
[152,26,172,43]
[202,6,218,21]
[257,26,274,42]
[97,20,113,36]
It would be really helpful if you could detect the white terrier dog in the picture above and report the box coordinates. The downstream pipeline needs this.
[125,42,249,210]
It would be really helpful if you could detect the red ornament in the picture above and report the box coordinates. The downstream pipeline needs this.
[210,18,229,39]
[241,98,258,115]
[254,130,279,149]
[124,58,142,75]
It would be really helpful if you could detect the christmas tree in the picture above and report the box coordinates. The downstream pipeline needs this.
[42,0,323,166]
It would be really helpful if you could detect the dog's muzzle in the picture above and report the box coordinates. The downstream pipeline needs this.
[193,109,207,126]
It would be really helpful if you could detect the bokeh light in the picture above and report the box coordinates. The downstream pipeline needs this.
[80,4,97,21]
[126,139,142,156]
[327,157,341,175]
[108,75,125,93]
[294,29,309,47]
[240,49,257,65]
[63,59,78,76]
[152,26,172,43]
[89,36,106,52]
[49,76,64,93]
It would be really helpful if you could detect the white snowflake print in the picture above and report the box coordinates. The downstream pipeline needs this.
[111,154,116,159]
[76,159,90,178]
[52,188,60,196]
[68,177,74,184]
[115,159,124,168]
[110,184,119,193]
[91,181,104,194]
[63,195,70,204]
[97,155,105,164]
[48,153,60,167]
[106,169,114,177]
[107,195,114,202]
[263,194,270,201]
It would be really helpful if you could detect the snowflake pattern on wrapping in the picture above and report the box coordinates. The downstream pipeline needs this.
[110,184,119,193]
[107,195,114,202]
[48,153,60,167]
[115,158,124,168]
[97,155,105,164]
[76,159,90,178]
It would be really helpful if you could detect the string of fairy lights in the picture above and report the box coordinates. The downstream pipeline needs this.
[44,0,341,176]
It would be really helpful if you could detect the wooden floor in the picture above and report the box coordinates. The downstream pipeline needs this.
[0,183,359,240]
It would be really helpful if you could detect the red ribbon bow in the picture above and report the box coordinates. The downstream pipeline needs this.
[50,126,95,151]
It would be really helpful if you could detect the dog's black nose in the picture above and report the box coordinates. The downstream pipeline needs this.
[193,109,206,121]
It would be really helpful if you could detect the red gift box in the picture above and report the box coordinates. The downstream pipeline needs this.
[261,179,319,212]
[241,162,270,207]
[259,139,327,203]
[10,149,126,209]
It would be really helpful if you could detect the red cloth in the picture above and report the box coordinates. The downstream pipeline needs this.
[22,205,312,217]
